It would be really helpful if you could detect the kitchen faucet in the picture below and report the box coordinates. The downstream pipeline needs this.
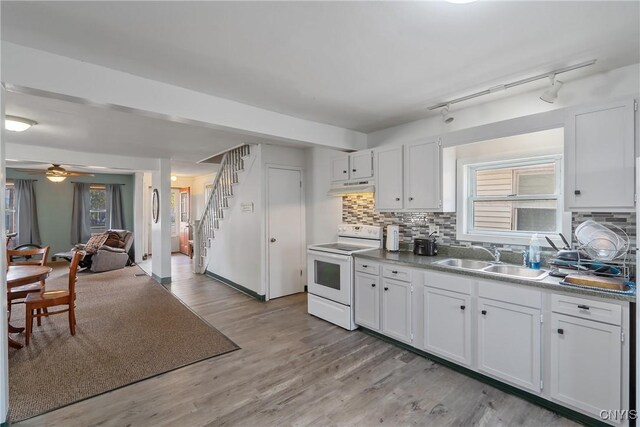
[471,245,502,263]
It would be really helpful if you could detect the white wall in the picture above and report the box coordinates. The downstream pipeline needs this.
[0,79,9,427]
[305,146,343,245]
[191,173,216,220]
[368,63,640,148]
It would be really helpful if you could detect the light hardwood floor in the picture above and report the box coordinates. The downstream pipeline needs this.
[15,255,576,426]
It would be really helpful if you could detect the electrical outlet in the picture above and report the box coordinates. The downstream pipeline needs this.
[429,225,440,235]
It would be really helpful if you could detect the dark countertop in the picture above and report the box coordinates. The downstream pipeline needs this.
[355,249,636,302]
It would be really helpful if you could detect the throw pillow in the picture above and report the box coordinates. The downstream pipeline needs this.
[85,233,108,254]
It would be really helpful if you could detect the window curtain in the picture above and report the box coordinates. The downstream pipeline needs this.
[14,179,41,246]
[106,184,125,230]
[71,183,91,244]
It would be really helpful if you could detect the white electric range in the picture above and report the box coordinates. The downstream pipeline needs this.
[307,224,382,330]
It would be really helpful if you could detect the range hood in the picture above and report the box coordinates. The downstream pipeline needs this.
[327,179,375,196]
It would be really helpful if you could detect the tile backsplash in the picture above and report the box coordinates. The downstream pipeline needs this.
[342,194,636,258]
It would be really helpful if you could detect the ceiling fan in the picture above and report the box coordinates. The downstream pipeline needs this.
[14,164,95,183]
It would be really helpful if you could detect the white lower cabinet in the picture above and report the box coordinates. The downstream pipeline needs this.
[477,298,541,393]
[381,278,412,343]
[423,287,471,366]
[354,272,380,331]
[550,313,622,418]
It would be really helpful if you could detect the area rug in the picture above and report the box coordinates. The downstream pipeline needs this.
[7,265,239,422]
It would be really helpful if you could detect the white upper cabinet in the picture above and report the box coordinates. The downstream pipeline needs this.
[375,146,404,210]
[350,150,374,179]
[331,150,373,183]
[405,140,442,210]
[565,98,636,211]
[331,155,350,182]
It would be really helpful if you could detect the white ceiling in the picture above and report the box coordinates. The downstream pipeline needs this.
[2,1,638,133]
[4,90,270,175]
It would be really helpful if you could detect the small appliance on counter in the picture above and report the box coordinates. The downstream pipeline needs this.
[414,233,438,256]
[385,225,400,252]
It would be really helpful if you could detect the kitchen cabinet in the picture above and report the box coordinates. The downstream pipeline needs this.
[354,272,380,331]
[423,287,471,366]
[405,140,442,210]
[477,297,541,392]
[565,98,636,211]
[550,313,622,418]
[381,277,412,343]
[330,150,373,183]
[375,146,404,210]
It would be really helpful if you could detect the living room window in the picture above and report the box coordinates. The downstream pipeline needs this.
[90,186,107,229]
[458,155,565,245]
[5,182,16,233]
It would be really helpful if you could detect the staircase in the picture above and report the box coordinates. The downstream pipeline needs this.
[193,144,251,273]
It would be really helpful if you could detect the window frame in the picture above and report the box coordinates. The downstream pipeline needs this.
[89,185,107,230]
[457,154,568,246]
[5,182,16,234]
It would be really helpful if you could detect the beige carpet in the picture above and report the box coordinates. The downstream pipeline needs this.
[7,265,239,422]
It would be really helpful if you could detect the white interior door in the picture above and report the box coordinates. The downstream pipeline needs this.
[268,167,304,299]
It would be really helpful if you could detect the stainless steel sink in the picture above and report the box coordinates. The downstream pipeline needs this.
[436,258,494,270]
[481,264,549,280]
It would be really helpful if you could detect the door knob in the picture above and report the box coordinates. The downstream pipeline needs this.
[270,238,276,243]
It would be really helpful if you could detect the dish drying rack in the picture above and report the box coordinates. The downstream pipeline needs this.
[550,221,634,295]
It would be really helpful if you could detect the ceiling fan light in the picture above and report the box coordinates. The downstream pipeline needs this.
[5,115,37,132]
[47,175,67,183]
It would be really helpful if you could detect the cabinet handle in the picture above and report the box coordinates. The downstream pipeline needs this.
[460,305,466,310]
[391,270,398,274]
[343,170,347,174]
[408,197,414,201]
[352,169,357,172]
[557,328,564,335]
[371,283,376,287]
[395,197,400,201]
[574,190,581,195]
[384,287,389,291]
[362,264,368,268]
[577,304,590,310]
[481,310,487,315]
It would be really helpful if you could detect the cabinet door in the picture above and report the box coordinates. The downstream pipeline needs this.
[350,150,373,179]
[375,147,404,210]
[405,140,441,210]
[477,298,541,392]
[565,99,636,210]
[331,155,350,182]
[354,272,380,331]
[423,287,471,366]
[382,278,412,343]
[550,314,622,417]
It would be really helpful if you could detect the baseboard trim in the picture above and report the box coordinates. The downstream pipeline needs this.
[205,271,266,301]
[151,273,171,285]
[359,327,609,427]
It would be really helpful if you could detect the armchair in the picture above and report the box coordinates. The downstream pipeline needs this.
[54,230,134,273]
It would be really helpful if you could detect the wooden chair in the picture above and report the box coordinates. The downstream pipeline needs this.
[7,246,50,321]
[25,251,82,346]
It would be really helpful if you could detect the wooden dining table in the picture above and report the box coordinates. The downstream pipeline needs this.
[6,265,52,349]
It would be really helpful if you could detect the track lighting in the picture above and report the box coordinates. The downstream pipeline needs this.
[441,104,454,124]
[539,75,564,104]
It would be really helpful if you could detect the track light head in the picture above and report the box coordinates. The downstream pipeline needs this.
[441,105,454,124]
[540,75,564,104]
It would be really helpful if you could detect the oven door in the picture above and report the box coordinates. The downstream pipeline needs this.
[307,250,352,306]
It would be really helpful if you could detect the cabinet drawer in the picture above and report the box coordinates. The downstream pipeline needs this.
[477,280,542,309]
[382,265,412,282]
[425,270,472,295]
[551,294,621,326]
[355,259,380,275]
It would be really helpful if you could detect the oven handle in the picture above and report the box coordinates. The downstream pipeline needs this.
[307,251,352,261]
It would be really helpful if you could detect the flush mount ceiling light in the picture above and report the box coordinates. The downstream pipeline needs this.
[171,175,178,182]
[441,104,454,124]
[5,115,37,132]
[427,59,596,111]
[540,75,564,104]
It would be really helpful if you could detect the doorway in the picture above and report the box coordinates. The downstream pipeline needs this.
[267,166,304,299]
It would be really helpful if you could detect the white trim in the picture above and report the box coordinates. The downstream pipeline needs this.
[264,164,306,302]
[457,154,568,247]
